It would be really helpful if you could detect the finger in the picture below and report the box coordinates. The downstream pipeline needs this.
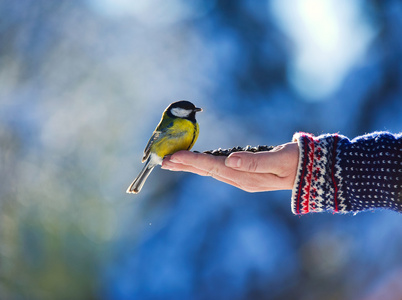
[225,151,278,173]
[166,151,231,173]
[162,160,245,188]
[162,154,288,191]
[162,160,282,191]
[162,159,210,176]
[225,143,299,175]
[168,150,222,165]
[166,151,283,188]
[162,151,229,177]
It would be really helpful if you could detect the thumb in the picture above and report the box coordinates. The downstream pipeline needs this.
[225,151,274,173]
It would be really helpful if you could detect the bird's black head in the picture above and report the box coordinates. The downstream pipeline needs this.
[166,100,202,122]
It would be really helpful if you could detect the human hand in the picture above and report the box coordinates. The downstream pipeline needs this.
[161,142,299,192]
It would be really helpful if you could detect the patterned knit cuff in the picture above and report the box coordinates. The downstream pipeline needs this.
[291,132,348,215]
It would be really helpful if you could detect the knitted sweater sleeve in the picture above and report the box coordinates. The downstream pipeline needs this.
[291,131,402,215]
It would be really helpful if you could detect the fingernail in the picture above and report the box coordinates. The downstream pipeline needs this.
[169,157,181,163]
[225,156,241,168]
[161,162,173,170]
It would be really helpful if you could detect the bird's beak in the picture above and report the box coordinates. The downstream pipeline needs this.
[194,107,203,112]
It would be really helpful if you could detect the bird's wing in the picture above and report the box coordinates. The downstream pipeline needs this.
[142,131,161,162]
[142,118,174,162]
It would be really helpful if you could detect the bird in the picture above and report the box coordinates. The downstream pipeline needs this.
[126,100,202,194]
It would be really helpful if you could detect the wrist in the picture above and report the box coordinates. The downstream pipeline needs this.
[291,132,347,214]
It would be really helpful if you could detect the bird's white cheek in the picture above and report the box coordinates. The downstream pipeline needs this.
[171,108,191,118]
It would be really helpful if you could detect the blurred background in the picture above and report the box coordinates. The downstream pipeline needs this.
[1,0,402,299]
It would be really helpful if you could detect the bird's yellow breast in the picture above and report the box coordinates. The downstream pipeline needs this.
[151,118,199,159]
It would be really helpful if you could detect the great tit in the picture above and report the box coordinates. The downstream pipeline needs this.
[126,100,202,194]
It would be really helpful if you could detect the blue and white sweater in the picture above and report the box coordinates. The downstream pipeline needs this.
[291,132,402,214]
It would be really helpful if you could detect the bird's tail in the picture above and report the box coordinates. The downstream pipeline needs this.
[126,161,155,194]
